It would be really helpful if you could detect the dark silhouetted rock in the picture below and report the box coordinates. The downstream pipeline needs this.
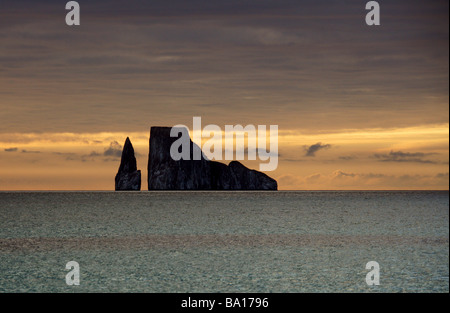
[147,127,211,190]
[115,137,141,191]
[147,127,277,190]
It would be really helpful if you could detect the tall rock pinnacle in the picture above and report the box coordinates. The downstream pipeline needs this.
[115,137,141,191]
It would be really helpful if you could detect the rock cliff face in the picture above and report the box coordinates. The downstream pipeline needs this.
[147,127,277,190]
[115,137,141,191]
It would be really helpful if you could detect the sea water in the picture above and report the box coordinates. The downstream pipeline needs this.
[0,191,448,292]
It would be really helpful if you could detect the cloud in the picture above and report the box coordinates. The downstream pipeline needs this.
[332,170,390,180]
[374,150,439,164]
[78,151,103,161]
[4,147,18,152]
[327,170,450,189]
[277,169,449,190]
[304,143,331,157]
[44,140,131,162]
[21,149,40,154]
[53,142,126,162]
[278,174,303,186]
[305,173,322,184]
[333,170,357,178]
[339,155,357,161]
[0,0,448,134]
[52,152,78,161]
[53,149,118,162]
[103,141,122,158]
[328,170,447,189]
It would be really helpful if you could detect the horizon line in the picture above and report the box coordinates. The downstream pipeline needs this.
[0,189,448,192]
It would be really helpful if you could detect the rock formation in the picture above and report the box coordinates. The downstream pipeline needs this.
[115,137,141,191]
[147,127,277,190]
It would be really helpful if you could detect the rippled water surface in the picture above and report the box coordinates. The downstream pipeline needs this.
[0,191,448,292]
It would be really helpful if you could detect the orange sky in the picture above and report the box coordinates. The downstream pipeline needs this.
[0,0,448,190]
[0,123,448,190]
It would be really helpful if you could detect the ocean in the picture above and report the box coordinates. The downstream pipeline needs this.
[0,191,448,293]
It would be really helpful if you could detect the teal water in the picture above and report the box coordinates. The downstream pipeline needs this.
[0,191,448,292]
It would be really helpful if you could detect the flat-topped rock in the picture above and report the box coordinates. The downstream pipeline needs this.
[147,127,277,190]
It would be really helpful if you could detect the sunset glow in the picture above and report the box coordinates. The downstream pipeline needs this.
[0,0,448,190]
[0,123,447,190]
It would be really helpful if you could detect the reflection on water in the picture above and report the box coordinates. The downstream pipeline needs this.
[0,191,448,292]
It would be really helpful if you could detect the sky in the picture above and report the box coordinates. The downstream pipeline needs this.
[0,0,448,190]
